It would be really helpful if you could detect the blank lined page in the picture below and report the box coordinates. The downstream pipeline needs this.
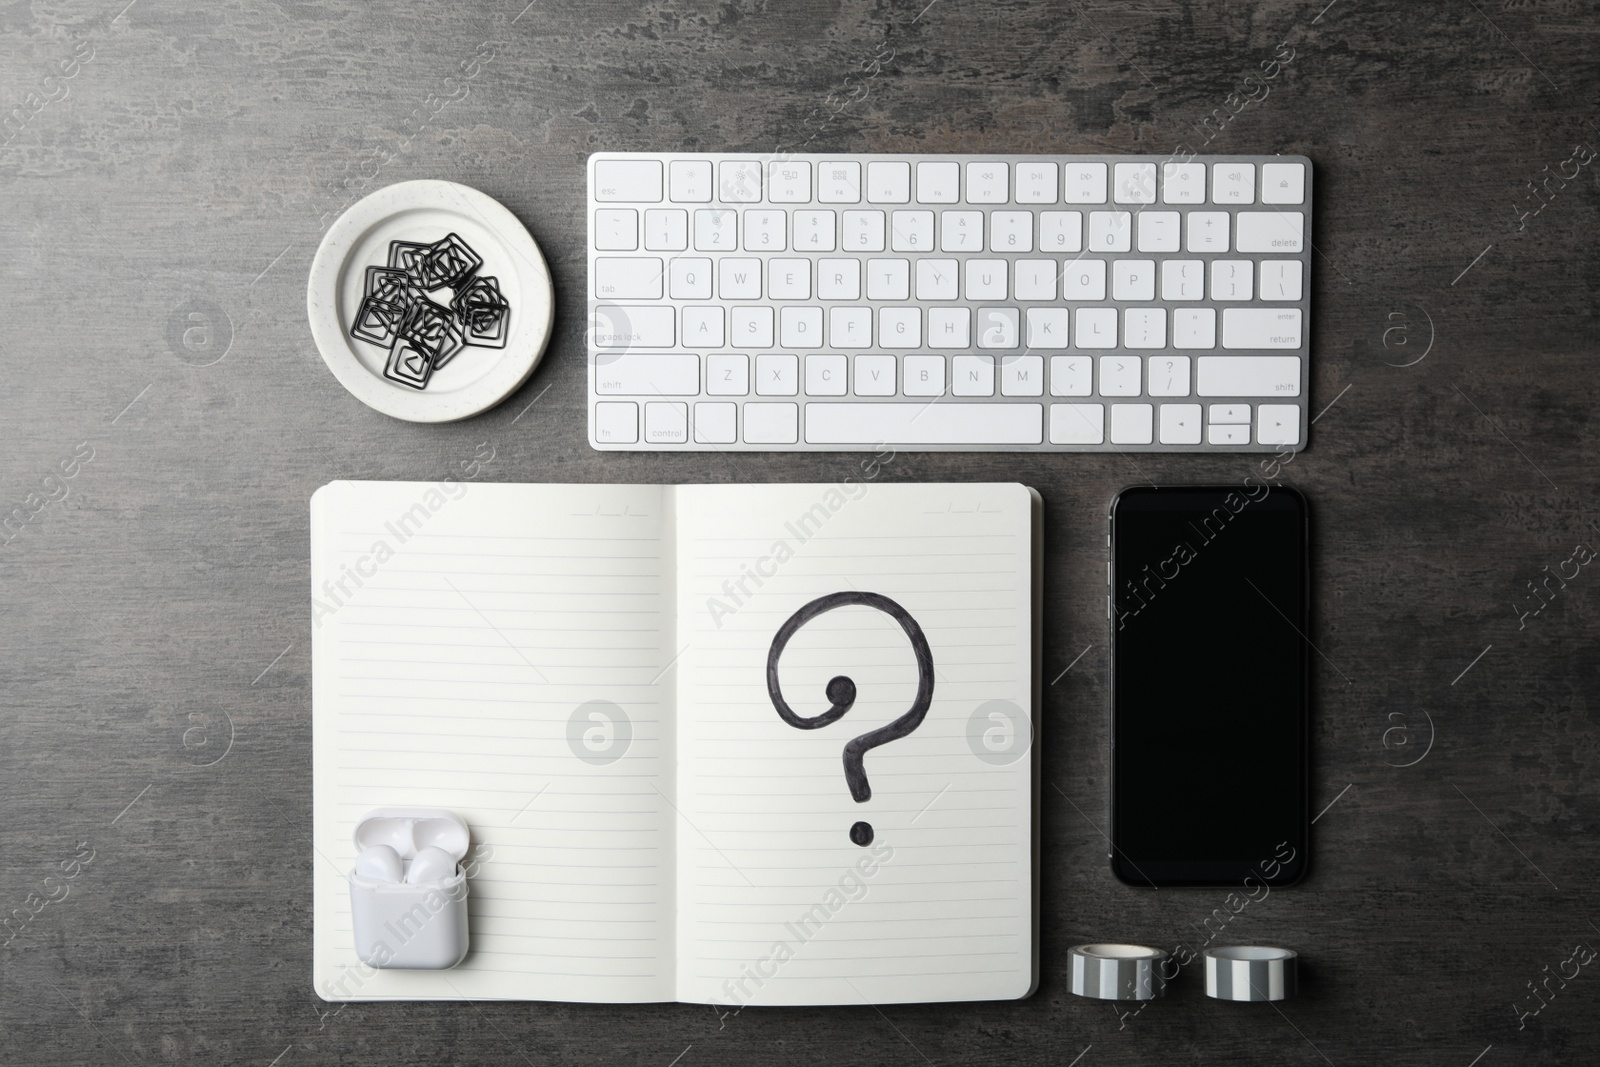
[672,483,1034,1006]
[311,481,676,1002]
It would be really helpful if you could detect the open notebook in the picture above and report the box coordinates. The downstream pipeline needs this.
[311,480,1040,1004]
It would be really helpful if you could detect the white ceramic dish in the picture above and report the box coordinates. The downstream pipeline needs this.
[307,180,554,422]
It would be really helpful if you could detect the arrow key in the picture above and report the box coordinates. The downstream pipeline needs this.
[1160,403,1201,445]
[1257,404,1301,446]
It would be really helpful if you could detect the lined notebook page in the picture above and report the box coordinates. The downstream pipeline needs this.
[672,483,1035,1006]
[311,481,677,1002]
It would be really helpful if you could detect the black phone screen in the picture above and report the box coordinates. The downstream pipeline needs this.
[1109,485,1308,887]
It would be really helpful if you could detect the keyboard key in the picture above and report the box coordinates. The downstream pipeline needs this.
[644,401,688,443]
[1260,163,1305,204]
[891,210,935,252]
[829,306,872,348]
[1039,211,1083,252]
[1113,259,1156,301]
[818,162,862,203]
[768,258,810,300]
[719,160,762,202]
[1186,211,1230,253]
[643,209,688,250]
[879,307,921,348]
[1064,163,1108,204]
[683,306,724,347]
[1075,307,1117,348]
[916,161,960,203]
[1099,356,1141,396]
[1210,259,1253,301]
[595,159,662,202]
[966,161,1009,203]
[853,354,896,396]
[591,305,675,348]
[904,355,945,396]
[1050,403,1103,444]
[1088,211,1132,252]
[594,208,638,250]
[756,353,799,395]
[718,258,761,299]
[669,160,712,202]
[732,306,774,348]
[594,353,697,394]
[866,161,911,203]
[966,259,1007,300]
[1110,403,1154,443]
[991,211,1033,252]
[694,209,738,251]
[977,307,1019,349]
[1113,163,1156,204]
[1211,162,1255,204]
[953,355,996,396]
[1257,404,1301,445]
[1124,308,1166,349]
[917,259,960,301]
[1014,259,1056,301]
[1162,163,1206,204]
[1159,403,1202,444]
[1209,404,1250,424]
[744,403,799,444]
[1136,211,1180,252]
[941,210,984,252]
[810,403,1043,444]
[1208,423,1250,445]
[668,257,712,299]
[818,258,861,299]
[1001,354,1044,396]
[595,257,663,300]
[1220,309,1303,351]
[1236,211,1304,254]
[744,209,787,251]
[1148,355,1190,397]
[693,402,737,443]
[867,258,910,300]
[1197,355,1301,396]
[1015,163,1059,204]
[1050,356,1091,396]
[1027,308,1069,349]
[1259,260,1304,301]
[594,401,638,444]
[1161,259,1204,301]
[1173,308,1217,349]
[768,161,811,203]
[928,307,971,348]
[706,354,749,395]
[1063,260,1107,301]
[793,209,837,251]
[843,210,886,251]
[779,307,823,349]
[806,354,847,396]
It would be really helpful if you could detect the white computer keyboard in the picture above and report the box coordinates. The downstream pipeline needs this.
[586,152,1311,452]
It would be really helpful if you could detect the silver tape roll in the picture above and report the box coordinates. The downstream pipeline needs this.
[1068,943,1169,1001]
[1204,946,1299,1001]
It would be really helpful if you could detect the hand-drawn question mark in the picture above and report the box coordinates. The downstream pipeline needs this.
[766,591,934,846]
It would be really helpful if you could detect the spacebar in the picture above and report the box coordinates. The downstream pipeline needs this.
[805,403,1043,445]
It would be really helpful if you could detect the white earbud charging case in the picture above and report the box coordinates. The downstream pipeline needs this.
[349,808,471,969]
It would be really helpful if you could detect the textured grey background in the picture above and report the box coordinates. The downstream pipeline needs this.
[3,0,1598,1064]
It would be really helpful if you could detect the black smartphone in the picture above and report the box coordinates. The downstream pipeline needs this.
[1108,485,1309,888]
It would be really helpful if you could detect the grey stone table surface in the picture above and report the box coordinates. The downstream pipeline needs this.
[3,0,1597,1063]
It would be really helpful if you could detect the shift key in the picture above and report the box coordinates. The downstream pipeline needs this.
[1197,356,1301,397]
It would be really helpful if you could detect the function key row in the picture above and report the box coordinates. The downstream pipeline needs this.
[594,159,1306,207]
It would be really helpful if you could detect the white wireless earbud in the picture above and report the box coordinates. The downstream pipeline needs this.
[405,845,457,885]
[354,843,404,883]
